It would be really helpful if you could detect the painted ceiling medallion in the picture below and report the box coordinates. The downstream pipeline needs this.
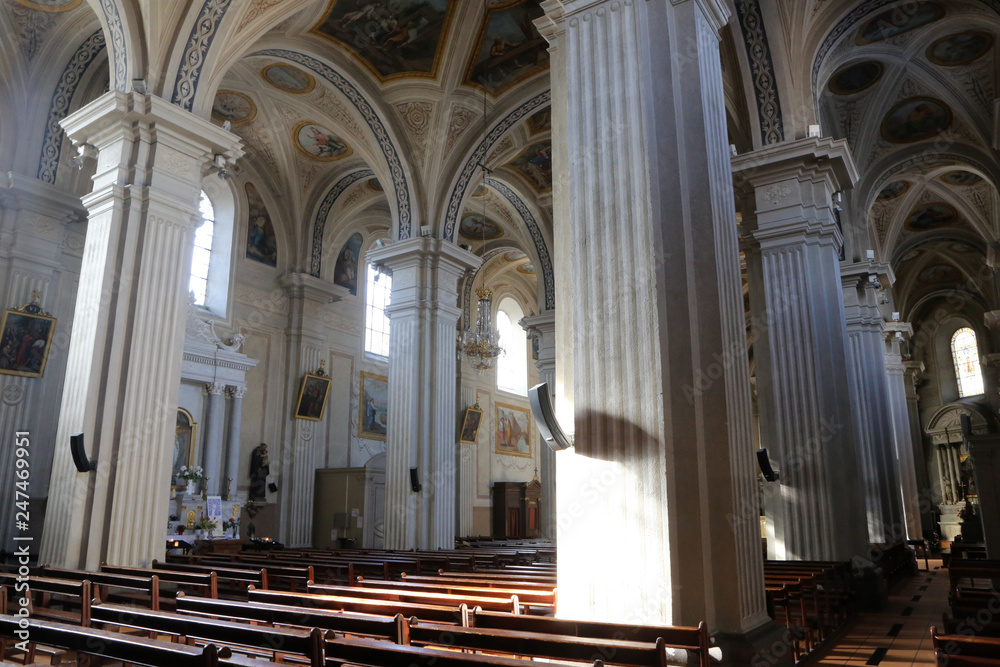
[905,202,958,232]
[212,90,257,124]
[517,263,536,275]
[466,0,549,95]
[948,242,976,254]
[293,122,352,161]
[941,171,982,186]
[901,248,923,263]
[927,31,994,67]
[12,0,82,11]
[918,263,961,285]
[311,0,455,81]
[876,181,909,201]
[262,63,316,93]
[505,250,527,262]
[856,2,943,45]
[828,61,883,95]
[368,178,383,191]
[459,213,503,240]
[880,97,952,144]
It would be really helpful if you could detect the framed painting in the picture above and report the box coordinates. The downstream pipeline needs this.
[459,405,484,444]
[172,408,197,487]
[359,371,389,440]
[495,402,531,458]
[295,372,332,421]
[0,296,56,378]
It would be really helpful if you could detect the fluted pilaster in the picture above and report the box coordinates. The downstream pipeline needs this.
[224,386,246,500]
[522,311,556,539]
[884,324,921,540]
[202,382,226,496]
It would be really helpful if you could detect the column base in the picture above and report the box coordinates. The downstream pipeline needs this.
[714,620,794,667]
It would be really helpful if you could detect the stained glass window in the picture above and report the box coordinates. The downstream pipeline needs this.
[952,327,984,397]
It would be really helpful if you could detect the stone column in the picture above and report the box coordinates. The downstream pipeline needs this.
[223,386,247,500]
[201,382,226,496]
[734,138,870,563]
[522,311,556,539]
[884,325,922,540]
[278,272,346,547]
[539,0,775,651]
[368,238,479,550]
[40,91,241,569]
[841,263,903,543]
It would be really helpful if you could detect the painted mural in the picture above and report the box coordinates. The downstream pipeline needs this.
[467,0,548,94]
[294,122,352,161]
[905,202,958,231]
[927,31,994,66]
[880,98,952,144]
[856,2,943,44]
[212,90,257,124]
[334,232,364,295]
[504,250,527,261]
[459,213,504,240]
[526,107,551,134]
[828,61,883,95]
[517,263,536,275]
[919,264,962,285]
[12,0,82,11]
[245,183,278,266]
[941,170,982,186]
[877,181,909,201]
[262,63,316,93]
[313,0,453,79]
[505,141,552,192]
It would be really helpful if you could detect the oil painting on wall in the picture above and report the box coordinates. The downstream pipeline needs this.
[245,183,278,267]
[467,1,548,94]
[334,232,364,295]
[0,299,56,378]
[495,403,531,458]
[360,371,389,441]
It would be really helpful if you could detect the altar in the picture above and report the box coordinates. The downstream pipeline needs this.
[168,491,245,540]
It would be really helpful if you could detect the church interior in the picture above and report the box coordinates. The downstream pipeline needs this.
[1,0,1000,664]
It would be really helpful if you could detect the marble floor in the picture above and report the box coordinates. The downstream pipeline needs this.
[805,559,949,666]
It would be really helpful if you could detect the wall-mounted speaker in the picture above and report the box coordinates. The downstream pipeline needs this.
[70,433,96,473]
[756,448,780,483]
[410,467,422,493]
[268,482,278,493]
[528,382,573,452]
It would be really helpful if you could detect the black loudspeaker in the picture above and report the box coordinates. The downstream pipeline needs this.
[267,482,278,493]
[528,382,573,452]
[409,467,422,492]
[756,448,779,483]
[70,433,97,473]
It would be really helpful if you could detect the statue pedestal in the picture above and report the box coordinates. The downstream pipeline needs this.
[939,501,967,542]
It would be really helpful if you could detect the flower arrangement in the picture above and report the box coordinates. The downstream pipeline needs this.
[196,517,218,532]
[179,465,204,482]
[225,518,239,531]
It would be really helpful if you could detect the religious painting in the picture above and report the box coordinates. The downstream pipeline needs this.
[856,2,943,45]
[368,178,383,191]
[526,107,551,134]
[312,0,454,80]
[334,232,364,295]
[294,122,352,161]
[295,372,332,421]
[827,61,883,95]
[505,250,527,261]
[359,371,389,441]
[0,296,56,378]
[173,408,197,486]
[880,97,952,144]
[245,183,278,267]
[466,0,548,95]
[211,90,257,125]
[927,31,994,67]
[905,202,958,231]
[876,181,909,201]
[506,141,552,192]
[948,242,976,254]
[919,264,962,285]
[262,63,316,93]
[459,213,504,240]
[12,0,82,12]
[459,404,484,444]
[495,402,531,458]
[941,170,982,186]
[517,263,536,275]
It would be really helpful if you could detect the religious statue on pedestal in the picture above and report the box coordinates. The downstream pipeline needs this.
[249,443,270,501]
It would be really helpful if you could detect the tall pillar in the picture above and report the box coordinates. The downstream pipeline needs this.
[224,386,246,500]
[368,238,479,550]
[201,382,226,496]
[522,311,556,539]
[841,263,903,543]
[278,272,346,547]
[964,432,1000,557]
[734,138,869,562]
[903,359,932,533]
[884,325,922,540]
[40,91,242,568]
[538,0,775,650]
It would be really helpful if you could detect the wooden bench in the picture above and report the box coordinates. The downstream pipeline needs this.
[306,583,521,614]
[355,577,557,612]
[101,564,218,599]
[247,587,467,625]
[152,560,267,596]
[932,625,1000,665]
[40,566,160,611]
[0,574,92,626]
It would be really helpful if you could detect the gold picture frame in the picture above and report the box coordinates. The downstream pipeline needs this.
[0,294,56,378]
[459,404,484,444]
[359,371,388,441]
[295,372,332,421]
[495,402,532,458]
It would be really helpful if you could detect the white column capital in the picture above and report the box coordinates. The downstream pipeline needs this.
[731,136,859,192]
[204,382,226,396]
[369,238,480,316]
[546,0,729,36]
[227,385,248,400]
[278,271,348,304]
[520,311,556,338]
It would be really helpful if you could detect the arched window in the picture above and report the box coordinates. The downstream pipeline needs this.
[364,263,391,357]
[952,327,984,397]
[189,191,215,306]
[496,298,527,396]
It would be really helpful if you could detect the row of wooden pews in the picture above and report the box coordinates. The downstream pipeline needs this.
[944,558,1000,637]
[931,625,1000,666]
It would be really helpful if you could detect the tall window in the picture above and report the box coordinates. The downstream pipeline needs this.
[189,191,215,306]
[364,263,391,357]
[952,327,984,397]
[496,298,527,395]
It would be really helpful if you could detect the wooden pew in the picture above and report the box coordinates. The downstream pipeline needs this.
[932,625,1000,665]
[247,587,467,625]
[401,573,556,592]
[306,583,521,614]
[152,560,267,596]
[40,566,161,611]
[0,574,92,626]
[91,602,324,666]
[101,563,219,599]
[355,577,557,612]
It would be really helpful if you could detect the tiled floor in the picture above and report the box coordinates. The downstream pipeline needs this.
[805,559,948,666]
